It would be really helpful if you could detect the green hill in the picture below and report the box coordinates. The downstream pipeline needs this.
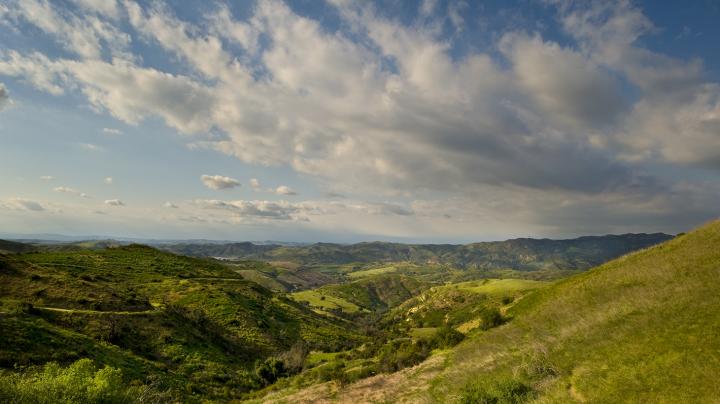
[261,220,720,403]
[0,245,363,400]
[292,274,428,314]
[0,240,35,254]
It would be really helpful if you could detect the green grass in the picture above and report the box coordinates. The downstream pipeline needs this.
[429,220,720,403]
[409,327,438,339]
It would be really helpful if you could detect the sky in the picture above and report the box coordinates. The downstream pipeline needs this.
[0,0,719,243]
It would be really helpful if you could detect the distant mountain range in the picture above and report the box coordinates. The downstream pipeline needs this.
[157,233,673,271]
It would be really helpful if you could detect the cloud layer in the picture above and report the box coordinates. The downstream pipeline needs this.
[0,0,718,239]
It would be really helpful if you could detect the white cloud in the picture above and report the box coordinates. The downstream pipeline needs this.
[54,186,90,198]
[163,201,178,208]
[104,176,113,184]
[40,175,55,181]
[249,178,261,190]
[3,0,129,59]
[102,127,122,135]
[104,199,124,206]
[200,174,240,190]
[275,185,297,195]
[70,0,120,19]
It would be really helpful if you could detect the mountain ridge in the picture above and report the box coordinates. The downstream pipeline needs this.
[158,233,672,271]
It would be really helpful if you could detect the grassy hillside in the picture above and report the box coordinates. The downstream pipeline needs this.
[388,279,548,332]
[159,233,671,271]
[291,274,428,315]
[261,220,720,403]
[0,246,364,401]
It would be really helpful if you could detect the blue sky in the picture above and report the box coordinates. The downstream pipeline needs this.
[0,0,719,242]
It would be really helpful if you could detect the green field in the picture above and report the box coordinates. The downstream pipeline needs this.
[346,265,399,279]
[290,290,365,313]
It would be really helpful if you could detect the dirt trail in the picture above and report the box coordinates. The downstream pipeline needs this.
[33,306,157,315]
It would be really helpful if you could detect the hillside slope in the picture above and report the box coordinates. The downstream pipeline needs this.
[264,220,720,403]
[291,274,428,315]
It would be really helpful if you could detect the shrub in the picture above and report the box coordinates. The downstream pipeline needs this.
[459,378,534,404]
[377,339,431,373]
[278,340,309,374]
[0,359,167,404]
[254,357,287,386]
[479,307,505,330]
[430,326,465,349]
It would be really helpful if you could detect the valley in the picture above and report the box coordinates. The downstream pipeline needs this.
[0,227,697,402]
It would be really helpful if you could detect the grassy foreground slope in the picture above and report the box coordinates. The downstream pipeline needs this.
[267,220,719,403]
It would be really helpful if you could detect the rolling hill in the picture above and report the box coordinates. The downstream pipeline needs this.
[257,220,720,403]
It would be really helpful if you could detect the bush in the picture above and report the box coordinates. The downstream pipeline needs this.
[278,340,309,374]
[254,357,287,386]
[459,378,534,404]
[430,326,465,349]
[479,307,505,330]
[0,359,167,404]
[377,339,431,373]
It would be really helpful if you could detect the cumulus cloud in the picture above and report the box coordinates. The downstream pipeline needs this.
[104,177,113,184]
[163,201,178,208]
[249,178,261,190]
[104,199,124,206]
[54,186,90,198]
[200,175,241,190]
[275,185,297,195]
[40,175,55,181]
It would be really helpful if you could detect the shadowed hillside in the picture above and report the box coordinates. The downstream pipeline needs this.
[0,240,35,254]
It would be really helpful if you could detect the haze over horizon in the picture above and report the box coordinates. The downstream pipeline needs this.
[1,0,719,243]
